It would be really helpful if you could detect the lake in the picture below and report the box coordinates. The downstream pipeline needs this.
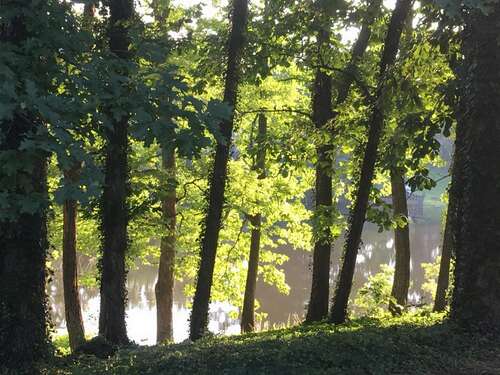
[48,209,443,345]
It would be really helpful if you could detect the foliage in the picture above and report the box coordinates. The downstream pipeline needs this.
[353,264,394,318]
[422,256,455,305]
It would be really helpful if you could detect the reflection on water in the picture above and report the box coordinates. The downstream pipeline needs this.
[49,219,442,345]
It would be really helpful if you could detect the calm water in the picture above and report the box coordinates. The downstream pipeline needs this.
[48,217,443,344]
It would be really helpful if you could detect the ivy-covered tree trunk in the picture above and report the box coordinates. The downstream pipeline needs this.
[98,0,134,345]
[450,2,500,328]
[0,124,49,370]
[330,0,413,325]
[241,113,267,333]
[389,172,410,314]
[189,0,249,341]
[155,148,176,343]
[0,8,49,370]
[306,0,382,323]
[63,169,85,351]
[306,26,334,322]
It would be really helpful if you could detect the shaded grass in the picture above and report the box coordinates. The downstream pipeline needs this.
[42,313,500,375]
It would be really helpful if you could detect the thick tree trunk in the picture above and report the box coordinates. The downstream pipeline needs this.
[434,207,452,312]
[0,128,48,369]
[0,8,49,370]
[330,0,413,325]
[450,3,500,328]
[241,113,267,333]
[155,148,176,343]
[306,0,382,324]
[189,0,249,341]
[307,32,334,321]
[62,168,86,351]
[389,171,410,314]
[98,0,133,345]
[0,154,48,370]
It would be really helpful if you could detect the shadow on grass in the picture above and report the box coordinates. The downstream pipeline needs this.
[45,317,500,375]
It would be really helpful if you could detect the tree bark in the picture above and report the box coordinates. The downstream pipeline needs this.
[155,148,176,343]
[98,0,134,345]
[306,0,382,324]
[0,7,49,370]
[62,168,86,351]
[450,2,500,328]
[330,0,413,325]
[241,113,267,333]
[389,171,410,314]
[189,0,249,341]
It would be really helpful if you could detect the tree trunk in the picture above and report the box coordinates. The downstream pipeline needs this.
[434,206,452,312]
[63,168,86,351]
[306,0,382,324]
[98,0,134,345]
[0,8,49,370]
[241,113,267,333]
[189,0,249,341]
[0,127,48,369]
[434,139,461,313]
[306,25,334,322]
[155,148,176,343]
[330,0,413,325]
[450,2,500,328]
[389,171,410,314]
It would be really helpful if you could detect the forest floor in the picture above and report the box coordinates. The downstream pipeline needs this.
[42,313,500,375]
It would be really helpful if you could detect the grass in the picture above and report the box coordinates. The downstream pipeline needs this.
[40,312,500,375]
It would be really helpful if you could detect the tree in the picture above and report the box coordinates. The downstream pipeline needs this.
[189,0,249,341]
[306,0,383,323]
[306,6,334,323]
[150,0,177,345]
[155,146,176,343]
[60,2,98,352]
[241,113,267,333]
[0,2,52,369]
[99,0,134,344]
[433,206,452,312]
[330,0,414,325]
[388,172,410,314]
[62,166,86,351]
[450,0,500,328]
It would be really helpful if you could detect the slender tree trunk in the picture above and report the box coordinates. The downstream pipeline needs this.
[306,0,382,323]
[241,113,267,333]
[189,0,249,341]
[0,8,49,370]
[62,169,86,351]
[434,206,452,312]
[330,0,414,325]
[60,0,95,353]
[389,172,410,314]
[450,2,500,328]
[155,148,176,343]
[99,0,134,345]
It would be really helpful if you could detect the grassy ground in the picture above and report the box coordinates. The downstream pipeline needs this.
[40,312,500,375]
